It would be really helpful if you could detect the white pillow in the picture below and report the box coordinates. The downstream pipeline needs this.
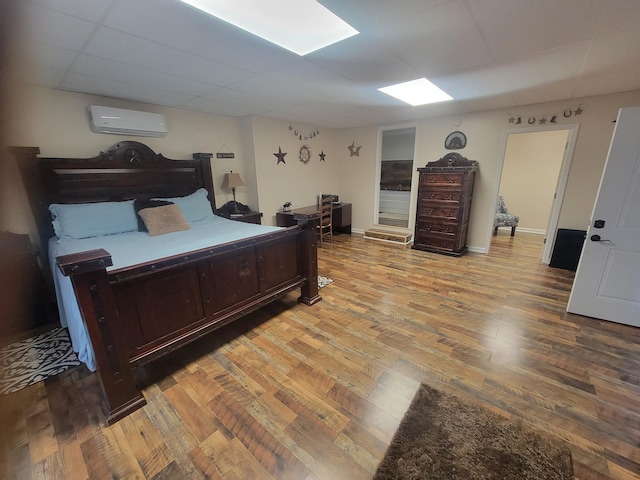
[154,188,215,223]
[49,200,139,240]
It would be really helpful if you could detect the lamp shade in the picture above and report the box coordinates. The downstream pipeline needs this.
[222,172,246,189]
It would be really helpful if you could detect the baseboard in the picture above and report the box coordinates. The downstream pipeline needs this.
[496,227,545,235]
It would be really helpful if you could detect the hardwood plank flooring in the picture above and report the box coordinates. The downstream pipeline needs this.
[2,232,640,479]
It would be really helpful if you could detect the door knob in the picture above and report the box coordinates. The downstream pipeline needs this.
[590,235,601,241]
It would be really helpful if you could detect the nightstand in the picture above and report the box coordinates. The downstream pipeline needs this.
[0,232,56,340]
[229,211,262,225]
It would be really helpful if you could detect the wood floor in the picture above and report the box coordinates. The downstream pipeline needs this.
[2,232,640,479]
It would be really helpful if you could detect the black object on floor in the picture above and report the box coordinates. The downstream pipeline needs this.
[550,229,586,271]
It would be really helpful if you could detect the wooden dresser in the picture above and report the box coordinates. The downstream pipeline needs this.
[413,153,478,256]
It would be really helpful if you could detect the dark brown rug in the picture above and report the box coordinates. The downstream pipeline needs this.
[373,384,573,480]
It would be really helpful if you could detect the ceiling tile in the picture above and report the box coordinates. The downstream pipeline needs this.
[61,72,194,107]
[468,0,603,61]
[18,3,96,51]
[84,28,251,87]
[25,0,116,22]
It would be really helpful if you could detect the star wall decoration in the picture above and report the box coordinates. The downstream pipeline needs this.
[319,150,326,162]
[348,141,361,157]
[506,104,583,125]
[274,147,287,165]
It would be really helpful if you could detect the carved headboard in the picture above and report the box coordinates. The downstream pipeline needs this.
[11,141,215,261]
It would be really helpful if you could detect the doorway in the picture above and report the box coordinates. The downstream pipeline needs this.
[375,126,416,229]
[490,124,579,263]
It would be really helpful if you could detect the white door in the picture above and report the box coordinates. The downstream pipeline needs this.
[567,106,640,327]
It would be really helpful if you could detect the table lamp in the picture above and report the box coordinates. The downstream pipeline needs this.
[222,171,246,214]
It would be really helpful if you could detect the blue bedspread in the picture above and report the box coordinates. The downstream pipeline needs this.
[49,215,281,371]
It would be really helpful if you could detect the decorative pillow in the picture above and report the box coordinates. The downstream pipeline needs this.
[154,188,214,223]
[49,200,138,240]
[137,204,191,236]
[134,199,174,231]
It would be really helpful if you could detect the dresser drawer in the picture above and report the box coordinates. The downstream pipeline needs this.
[419,190,462,202]
[417,203,460,220]
[420,173,464,187]
[414,233,457,252]
[416,219,458,235]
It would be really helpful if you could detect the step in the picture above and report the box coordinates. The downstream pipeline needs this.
[363,228,413,245]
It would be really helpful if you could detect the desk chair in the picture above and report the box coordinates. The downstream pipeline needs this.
[318,195,333,246]
[494,195,519,236]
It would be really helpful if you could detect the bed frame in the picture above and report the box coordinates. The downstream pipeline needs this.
[12,141,320,424]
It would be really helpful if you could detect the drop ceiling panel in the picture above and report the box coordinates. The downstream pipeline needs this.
[468,0,603,61]
[25,0,115,23]
[18,3,97,51]
[511,80,579,106]
[180,96,265,117]
[308,33,418,85]
[103,0,294,74]
[378,1,495,77]
[573,69,640,98]
[19,42,77,80]
[229,76,330,106]
[84,28,250,86]
[439,43,589,99]
[61,72,194,107]
[199,87,296,112]
[72,55,217,96]
[595,0,640,35]
[581,29,640,76]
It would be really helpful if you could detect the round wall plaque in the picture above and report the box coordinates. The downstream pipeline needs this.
[444,131,467,150]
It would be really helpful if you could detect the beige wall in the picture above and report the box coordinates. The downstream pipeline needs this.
[499,130,568,233]
[5,85,250,232]
[244,115,340,226]
[338,90,640,252]
[5,84,640,255]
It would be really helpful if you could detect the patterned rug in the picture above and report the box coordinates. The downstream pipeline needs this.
[318,276,333,288]
[0,327,80,395]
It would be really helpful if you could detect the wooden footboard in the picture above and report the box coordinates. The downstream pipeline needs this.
[13,141,322,424]
[57,223,319,424]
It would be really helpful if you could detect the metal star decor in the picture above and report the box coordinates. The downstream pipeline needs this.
[348,141,361,157]
[508,116,515,123]
[274,147,287,165]
[319,150,326,162]
[574,106,583,115]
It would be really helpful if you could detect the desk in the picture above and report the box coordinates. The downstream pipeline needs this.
[276,203,352,234]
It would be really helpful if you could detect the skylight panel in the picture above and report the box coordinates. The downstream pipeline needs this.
[180,0,359,56]
[378,78,453,106]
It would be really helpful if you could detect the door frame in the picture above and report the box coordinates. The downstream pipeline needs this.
[487,123,580,263]
[373,123,418,228]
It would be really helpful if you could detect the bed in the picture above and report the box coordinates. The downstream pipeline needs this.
[12,141,320,424]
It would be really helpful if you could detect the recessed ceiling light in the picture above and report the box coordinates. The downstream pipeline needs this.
[378,78,453,106]
[180,0,359,56]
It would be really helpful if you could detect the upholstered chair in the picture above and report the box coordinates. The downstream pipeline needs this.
[493,196,519,236]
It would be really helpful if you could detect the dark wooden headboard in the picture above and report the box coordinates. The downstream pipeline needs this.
[11,141,215,262]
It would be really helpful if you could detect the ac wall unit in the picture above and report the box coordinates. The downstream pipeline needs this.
[88,105,167,137]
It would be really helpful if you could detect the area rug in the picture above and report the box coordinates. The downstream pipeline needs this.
[318,276,333,288]
[0,327,80,394]
[373,383,573,480]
